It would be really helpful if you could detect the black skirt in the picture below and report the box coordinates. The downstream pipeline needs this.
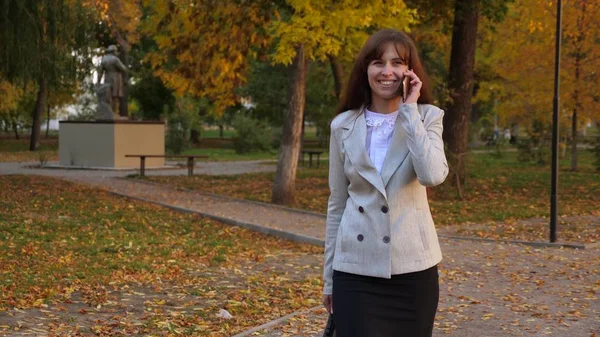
[332,265,439,337]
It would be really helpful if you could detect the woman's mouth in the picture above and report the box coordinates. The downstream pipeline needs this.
[378,80,397,87]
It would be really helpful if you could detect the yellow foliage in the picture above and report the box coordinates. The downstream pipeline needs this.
[140,0,416,114]
[0,81,23,112]
[272,0,417,65]
[479,0,600,128]
[141,0,274,114]
[87,0,142,46]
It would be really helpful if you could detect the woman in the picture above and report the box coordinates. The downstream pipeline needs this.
[322,28,448,337]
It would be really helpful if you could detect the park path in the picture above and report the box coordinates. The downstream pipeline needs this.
[0,161,598,336]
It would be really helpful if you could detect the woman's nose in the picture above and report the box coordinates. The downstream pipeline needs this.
[382,63,393,76]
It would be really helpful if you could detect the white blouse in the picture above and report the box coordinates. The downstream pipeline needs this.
[365,108,399,174]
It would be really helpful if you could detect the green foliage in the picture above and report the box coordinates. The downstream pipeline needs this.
[0,0,96,86]
[239,59,338,135]
[270,126,282,150]
[481,0,515,23]
[165,112,188,155]
[238,59,288,126]
[164,95,209,154]
[0,84,36,136]
[68,83,96,121]
[516,120,550,165]
[130,73,175,120]
[231,112,273,154]
[305,61,337,145]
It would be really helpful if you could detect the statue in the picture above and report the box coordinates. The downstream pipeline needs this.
[95,45,127,120]
[95,83,113,120]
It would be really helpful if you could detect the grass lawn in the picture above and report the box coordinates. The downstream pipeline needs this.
[181,148,278,162]
[0,139,58,163]
[145,150,600,244]
[199,127,319,140]
[0,175,322,335]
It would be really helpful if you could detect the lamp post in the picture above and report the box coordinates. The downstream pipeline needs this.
[550,0,562,242]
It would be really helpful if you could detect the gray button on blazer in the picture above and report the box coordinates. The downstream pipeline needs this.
[323,103,449,295]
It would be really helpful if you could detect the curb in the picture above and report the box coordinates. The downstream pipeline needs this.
[231,305,323,337]
[6,173,595,250]
[118,177,327,218]
[106,190,325,247]
[115,178,593,250]
[437,234,589,249]
[108,187,592,250]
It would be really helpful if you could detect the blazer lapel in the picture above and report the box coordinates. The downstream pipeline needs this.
[341,111,387,199]
[380,118,410,187]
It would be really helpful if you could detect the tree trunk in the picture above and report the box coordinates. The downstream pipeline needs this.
[272,45,307,205]
[329,55,344,100]
[571,101,578,171]
[443,0,480,188]
[571,0,586,172]
[45,103,50,138]
[30,78,47,151]
[219,124,224,138]
[12,117,20,140]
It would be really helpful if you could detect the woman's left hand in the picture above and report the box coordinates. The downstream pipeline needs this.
[401,69,422,104]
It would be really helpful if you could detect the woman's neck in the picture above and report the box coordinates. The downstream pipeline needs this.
[369,97,401,114]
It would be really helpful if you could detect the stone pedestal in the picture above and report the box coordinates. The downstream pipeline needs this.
[59,120,165,169]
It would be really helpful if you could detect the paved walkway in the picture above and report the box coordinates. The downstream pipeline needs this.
[1,161,598,336]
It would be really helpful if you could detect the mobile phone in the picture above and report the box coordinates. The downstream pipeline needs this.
[402,76,409,102]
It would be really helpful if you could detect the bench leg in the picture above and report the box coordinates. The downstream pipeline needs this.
[140,157,146,177]
[309,153,313,168]
[188,157,194,177]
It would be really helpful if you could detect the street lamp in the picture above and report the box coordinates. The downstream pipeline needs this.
[550,0,562,242]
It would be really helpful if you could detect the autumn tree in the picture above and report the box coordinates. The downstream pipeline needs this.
[140,0,274,114]
[563,0,599,170]
[270,0,417,205]
[0,0,95,150]
[238,58,338,131]
[442,0,481,188]
[0,80,28,139]
[483,0,599,170]
[400,0,512,189]
[91,0,142,117]
[140,0,416,205]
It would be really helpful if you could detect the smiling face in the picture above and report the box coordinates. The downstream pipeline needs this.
[367,43,408,111]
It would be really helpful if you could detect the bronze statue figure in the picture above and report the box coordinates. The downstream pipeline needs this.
[96,45,127,119]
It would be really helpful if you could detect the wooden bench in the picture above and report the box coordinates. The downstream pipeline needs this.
[125,154,209,177]
[301,149,324,168]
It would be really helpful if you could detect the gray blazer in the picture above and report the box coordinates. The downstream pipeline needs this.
[323,103,448,295]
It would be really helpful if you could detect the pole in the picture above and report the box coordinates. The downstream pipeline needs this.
[550,0,562,243]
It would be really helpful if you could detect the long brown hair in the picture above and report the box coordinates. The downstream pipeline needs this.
[335,29,432,115]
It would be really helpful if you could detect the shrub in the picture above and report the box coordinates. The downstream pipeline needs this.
[517,121,550,165]
[593,136,600,171]
[271,126,282,150]
[516,137,533,163]
[490,138,507,159]
[231,113,272,154]
[165,114,188,154]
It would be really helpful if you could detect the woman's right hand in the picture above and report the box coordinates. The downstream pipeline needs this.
[322,294,333,314]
